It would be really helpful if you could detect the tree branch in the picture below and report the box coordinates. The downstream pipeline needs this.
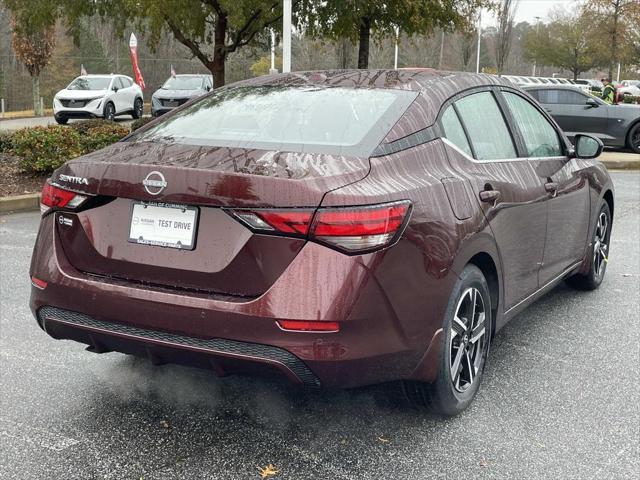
[164,16,213,67]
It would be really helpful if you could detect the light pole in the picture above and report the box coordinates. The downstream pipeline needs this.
[475,10,481,74]
[394,26,400,69]
[532,16,541,77]
[282,0,292,73]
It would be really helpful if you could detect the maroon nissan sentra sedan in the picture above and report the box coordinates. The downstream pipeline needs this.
[30,69,614,416]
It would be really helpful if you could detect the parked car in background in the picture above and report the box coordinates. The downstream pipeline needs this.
[524,84,640,153]
[151,74,213,116]
[571,78,603,93]
[31,69,614,417]
[616,81,640,97]
[53,74,143,124]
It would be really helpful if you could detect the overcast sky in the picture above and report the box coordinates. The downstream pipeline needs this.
[481,0,585,27]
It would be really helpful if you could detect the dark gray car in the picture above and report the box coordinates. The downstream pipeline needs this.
[151,74,213,117]
[524,85,640,153]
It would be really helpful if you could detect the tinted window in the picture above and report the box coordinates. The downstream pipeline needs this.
[503,92,562,157]
[133,86,418,156]
[441,106,472,156]
[455,92,516,160]
[536,89,588,105]
[122,77,133,87]
[116,77,126,89]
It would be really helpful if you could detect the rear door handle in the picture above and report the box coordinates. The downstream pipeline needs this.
[479,189,501,203]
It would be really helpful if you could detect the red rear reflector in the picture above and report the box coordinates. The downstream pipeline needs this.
[277,320,340,332]
[31,276,47,290]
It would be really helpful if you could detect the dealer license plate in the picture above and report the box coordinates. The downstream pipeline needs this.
[128,201,198,250]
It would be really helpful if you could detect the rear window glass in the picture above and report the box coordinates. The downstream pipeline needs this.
[132,86,417,156]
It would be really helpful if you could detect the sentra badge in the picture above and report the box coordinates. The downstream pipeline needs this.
[59,174,89,185]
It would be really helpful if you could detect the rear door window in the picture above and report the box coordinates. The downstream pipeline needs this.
[440,106,472,157]
[536,89,587,105]
[503,92,563,157]
[454,92,517,160]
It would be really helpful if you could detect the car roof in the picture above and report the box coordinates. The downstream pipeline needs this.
[230,69,513,96]
[522,84,583,90]
[173,74,210,77]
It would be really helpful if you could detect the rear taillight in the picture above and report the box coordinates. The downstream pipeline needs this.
[40,181,87,214]
[311,202,410,253]
[227,200,411,254]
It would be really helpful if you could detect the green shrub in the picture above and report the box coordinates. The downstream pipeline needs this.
[80,123,130,152]
[11,122,130,174]
[12,126,82,174]
[0,131,13,154]
[131,116,154,131]
[69,119,113,135]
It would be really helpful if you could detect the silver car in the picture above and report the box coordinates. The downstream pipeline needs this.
[151,74,213,116]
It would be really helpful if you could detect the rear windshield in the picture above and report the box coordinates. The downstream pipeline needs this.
[67,77,111,90]
[132,86,417,156]
[162,76,205,90]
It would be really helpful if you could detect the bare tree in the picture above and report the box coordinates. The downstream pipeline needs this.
[10,18,55,115]
[493,0,518,74]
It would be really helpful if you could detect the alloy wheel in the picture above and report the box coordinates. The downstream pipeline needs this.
[450,287,486,393]
[593,211,609,278]
[632,129,640,150]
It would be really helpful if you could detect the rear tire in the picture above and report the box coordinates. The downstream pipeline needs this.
[627,123,640,154]
[132,98,143,119]
[566,201,612,290]
[54,115,68,125]
[402,265,492,416]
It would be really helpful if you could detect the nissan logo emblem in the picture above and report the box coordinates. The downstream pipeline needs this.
[142,171,167,195]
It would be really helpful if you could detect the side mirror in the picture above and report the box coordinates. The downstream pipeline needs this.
[586,98,599,108]
[112,86,119,92]
[574,134,603,159]
[206,86,211,91]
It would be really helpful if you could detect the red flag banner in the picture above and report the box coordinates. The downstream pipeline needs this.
[129,33,145,89]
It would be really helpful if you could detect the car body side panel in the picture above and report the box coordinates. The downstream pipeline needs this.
[533,158,591,284]
[442,143,547,311]
[319,140,491,362]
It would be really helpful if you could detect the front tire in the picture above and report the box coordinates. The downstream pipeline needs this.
[627,123,640,154]
[103,102,115,121]
[566,201,612,290]
[132,98,143,119]
[402,265,492,416]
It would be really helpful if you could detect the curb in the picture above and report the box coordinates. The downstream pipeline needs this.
[601,160,640,171]
[0,193,40,214]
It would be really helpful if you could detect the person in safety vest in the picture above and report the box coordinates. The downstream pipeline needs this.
[600,78,616,104]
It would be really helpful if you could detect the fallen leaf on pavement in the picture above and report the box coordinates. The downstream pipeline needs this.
[377,436,390,443]
[159,420,171,429]
[257,464,278,478]
[479,458,489,468]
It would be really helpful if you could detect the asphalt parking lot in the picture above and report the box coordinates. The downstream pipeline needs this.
[1,172,638,480]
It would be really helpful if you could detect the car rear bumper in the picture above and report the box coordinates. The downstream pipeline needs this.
[30,213,453,388]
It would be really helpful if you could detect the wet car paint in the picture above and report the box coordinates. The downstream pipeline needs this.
[29,69,614,389]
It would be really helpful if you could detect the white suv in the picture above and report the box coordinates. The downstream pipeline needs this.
[53,74,144,124]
